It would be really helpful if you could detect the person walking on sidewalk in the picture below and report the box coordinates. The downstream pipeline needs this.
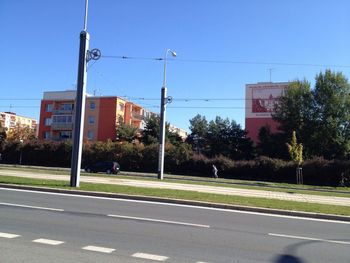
[212,164,218,179]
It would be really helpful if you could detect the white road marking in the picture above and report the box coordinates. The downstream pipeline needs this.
[268,233,350,245]
[107,214,210,228]
[0,202,64,212]
[82,245,115,253]
[1,187,350,225]
[132,252,169,261]
[33,238,64,245]
[0,232,21,239]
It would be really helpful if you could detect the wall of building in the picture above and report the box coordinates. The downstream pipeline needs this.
[245,82,290,143]
[85,98,100,141]
[1,111,37,137]
[97,97,117,141]
[38,91,181,143]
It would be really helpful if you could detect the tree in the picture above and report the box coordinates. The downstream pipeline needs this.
[287,131,303,166]
[0,123,7,151]
[141,115,160,145]
[186,114,208,154]
[116,121,139,143]
[273,79,314,157]
[141,115,183,146]
[6,123,36,141]
[311,70,350,159]
[273,70,350,159]
[187,115,253,159]
[256,125,289,159]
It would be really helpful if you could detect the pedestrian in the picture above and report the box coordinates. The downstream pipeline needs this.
[212,164,218,179]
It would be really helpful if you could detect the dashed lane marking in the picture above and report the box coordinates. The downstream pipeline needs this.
[33,238,65,245]
[132,252,169,261]
[268,233,350,245]
[0,232,21,239]
[82,245,116,253]
[0,202,64,212]
[107,214,210,228]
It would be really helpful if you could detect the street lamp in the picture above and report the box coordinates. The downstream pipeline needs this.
[158,49,177,180]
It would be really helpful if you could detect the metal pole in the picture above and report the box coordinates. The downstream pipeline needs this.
[83,0,89,31]
[19,139,23,165]
[158,86,167,180]
[158,49,176,180]
[70,30,90,187]
[19,149,22,165]
[158,50,170,180]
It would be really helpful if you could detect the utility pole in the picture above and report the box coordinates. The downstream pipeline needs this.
[158,49,176,180]
[70,0,101,187]
[70,0,90,187]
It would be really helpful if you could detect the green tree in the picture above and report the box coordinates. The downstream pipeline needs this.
[256,125,289,159]
[192,116,254,159]
[116,121,139,143]
[311,70,350,159]
[273,79,314,157]
[273,70,350,159]
[141,115,183,146]
[186,114,208,154]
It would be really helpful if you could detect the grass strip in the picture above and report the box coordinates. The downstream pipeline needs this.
[0,175,349,216]
[1,165,350,198]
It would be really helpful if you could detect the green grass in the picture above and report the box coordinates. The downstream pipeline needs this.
[0,175,349,217]
[1,164,350,198]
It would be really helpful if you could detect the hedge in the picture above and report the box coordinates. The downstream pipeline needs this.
[1,140,349,187]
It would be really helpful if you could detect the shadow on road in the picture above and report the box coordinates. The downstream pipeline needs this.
[274,254,304,263]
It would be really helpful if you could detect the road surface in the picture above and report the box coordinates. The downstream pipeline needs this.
[0,187,349,262]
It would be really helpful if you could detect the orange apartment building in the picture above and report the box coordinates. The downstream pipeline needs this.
[38,90,154,142]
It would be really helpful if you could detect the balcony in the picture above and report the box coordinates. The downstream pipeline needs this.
[51,123,73,130]
[131,112,144,120]
[52,109,74,115]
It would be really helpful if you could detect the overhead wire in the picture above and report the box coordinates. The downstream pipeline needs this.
[101,55,350,68]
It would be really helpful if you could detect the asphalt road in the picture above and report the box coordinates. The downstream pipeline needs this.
[1,188,349,263]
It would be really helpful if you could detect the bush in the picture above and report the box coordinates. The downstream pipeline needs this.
[2,139,350,186]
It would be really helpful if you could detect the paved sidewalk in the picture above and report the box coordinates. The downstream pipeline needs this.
[1,169,350,207]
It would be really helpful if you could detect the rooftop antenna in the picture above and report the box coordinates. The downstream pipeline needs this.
[268,68,274,82]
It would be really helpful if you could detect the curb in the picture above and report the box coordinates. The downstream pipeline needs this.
[1,183,350,222]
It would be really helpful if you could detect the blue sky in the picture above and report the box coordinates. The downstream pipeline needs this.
[1,0,350,132]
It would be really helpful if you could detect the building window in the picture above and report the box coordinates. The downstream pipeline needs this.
[44,118,52,126]
[59,103,73,111]
[90,102,96,110]
[46,104,53,112]
[87,130,93,140]
[52,115,72,123]
[59,131,72,139]
[43,131,50,139]
[88,116,95,124]
[118,103,125,112]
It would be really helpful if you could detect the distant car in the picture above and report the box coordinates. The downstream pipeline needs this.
[84,161,120,174]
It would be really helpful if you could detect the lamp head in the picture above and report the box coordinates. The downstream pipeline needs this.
[170,51,177,57]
